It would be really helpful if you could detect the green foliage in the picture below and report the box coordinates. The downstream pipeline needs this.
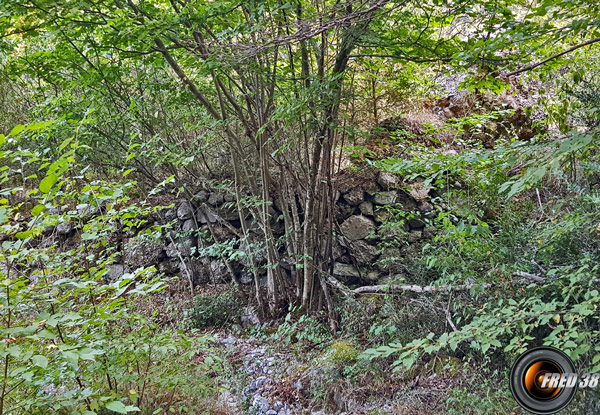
[446,385,519,415]
[188,289,241,329]
[363,177,600,381]
[3,0,600,411]
[271,308,331,347]
[328,341,359,364]
[363,262,600,371]
[0,123,220,415]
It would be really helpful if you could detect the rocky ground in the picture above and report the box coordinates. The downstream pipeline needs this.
[211,331,459,415]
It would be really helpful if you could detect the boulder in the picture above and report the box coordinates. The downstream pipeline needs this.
[335,202,355,222]
[182,219,197,232]
[190,258,210,285]
[408,182,431,202]
[340,215,376,240]
[41,224,56,236]
[104,264,129,281]
[332,237,346,260]
[123,236,165,267]
[377,172,398,189]
[218,205,242,221]
[372,191,397,205]
[209,260,230,283]
[164,207,177,221]
[165,237,195,258]
[397,190,418,209]
[333,262,361,282]
[197,209,218,224]
[207,192,224,206]
[343,189,364,206]
[408,230,423,243]
[407,217,426,230]
[418,201,434,214]
[210,225,236,241]
[251,394,270,414]
[56,222,73,236]
[358,201,374,216]
[158,259,180,275]
[194,190,209,203]
[177,201,193,220]
[349,240,379,264]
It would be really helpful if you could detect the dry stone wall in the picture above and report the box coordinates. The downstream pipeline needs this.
[47,170,438,288]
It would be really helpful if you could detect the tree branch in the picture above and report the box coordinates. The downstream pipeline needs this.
[507,37,600,77]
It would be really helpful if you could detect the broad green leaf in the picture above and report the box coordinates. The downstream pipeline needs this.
[105,401,139,413]
[9,125,25,136]
[81,232,98,241]
[32,355,48,369]
[40,173,58,193]
[31,204,45,216]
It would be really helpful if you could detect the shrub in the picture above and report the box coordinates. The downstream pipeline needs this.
[0,123,221,415]
[188,290,241,328]
[328,341,359,364]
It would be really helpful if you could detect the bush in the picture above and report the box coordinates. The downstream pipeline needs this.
[0,124,221,415]
[188,290,241,328]
[328,341,359,364]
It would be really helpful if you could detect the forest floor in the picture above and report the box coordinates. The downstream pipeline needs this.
[146,276,521,415]
[211,330,456,415]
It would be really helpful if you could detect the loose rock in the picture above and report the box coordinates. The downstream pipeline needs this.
[177,201,193,220]
[241,306,261,328]
[359,201,374,216]
[409,182,432,202]
[123,236,164,267]
[377,172,398,189]
[343,189,364,206]
[372,191,397,205]
[333,262,361,280]
[194,190,209,203]
[340,215,376,240]
[104,264,129,281]
[182,218,196,232]
[56,222,73,235]
[207,192,224,206]
[349,240,379,264]
[251,394,270,414]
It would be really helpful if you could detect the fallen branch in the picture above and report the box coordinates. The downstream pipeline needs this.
[326,275,358,299]
[352,282,494,295]
[513,271,545,283]
[328,270,599,297]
